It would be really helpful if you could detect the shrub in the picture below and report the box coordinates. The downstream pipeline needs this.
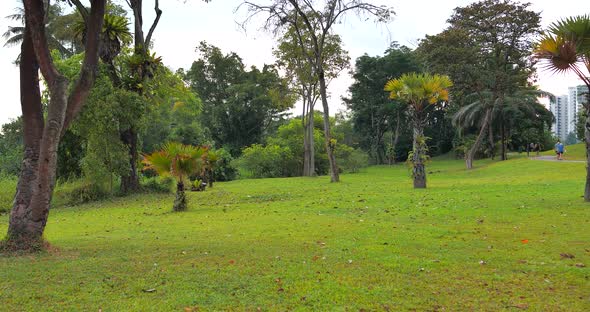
[236,144,297,178]
[59,181,110,206]
[210,148,238,181]
[141,176,174,193]
[335,144,369,173]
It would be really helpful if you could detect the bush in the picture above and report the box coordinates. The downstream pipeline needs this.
[211,148,238,182]
[141,176,174,193]
[335,144,369,173]
[235,144,297,178]
[57,180,110,206]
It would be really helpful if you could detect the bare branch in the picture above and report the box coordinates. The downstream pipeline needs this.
[145,0,162,47]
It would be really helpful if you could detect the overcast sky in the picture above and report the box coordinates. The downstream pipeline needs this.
[1,0,589,126]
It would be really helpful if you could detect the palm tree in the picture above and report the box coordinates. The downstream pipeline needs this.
[453,88,553,167]
[385,73,452,188]
[3,4,72,58]
[535,15,590,201]
[143,143,208,211]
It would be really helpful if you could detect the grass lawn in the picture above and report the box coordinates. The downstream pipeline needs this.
[0,158,589,311]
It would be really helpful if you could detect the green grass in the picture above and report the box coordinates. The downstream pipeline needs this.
[541,143,586,160]
[1,158,589,311]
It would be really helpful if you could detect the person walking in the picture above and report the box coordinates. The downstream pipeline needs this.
[555,140,565,160]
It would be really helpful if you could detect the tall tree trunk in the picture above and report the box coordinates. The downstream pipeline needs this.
[5,0,106,252]
[302,98,312,176]
[389,112,401,165]
[488,120,495,160]
[465,109,492,169]
[584,92,590,202]
[317,69,339,182]
[500,120,507,161]
[412,121,426,189]
[6,27,45,248]
[120,128,140,193]
[307,110,316,176]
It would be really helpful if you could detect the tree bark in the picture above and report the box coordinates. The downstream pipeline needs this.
[6,25,44,248]
[584,92,590,202]
[500,120,507,161]
[412,122,426,189]
[488,119,495,159]
[465,109,492,169]
[5,0,105,251]
[317,69,339,182]
[120,128,140,193]
[391,111,401,165]
[173,181,187,211]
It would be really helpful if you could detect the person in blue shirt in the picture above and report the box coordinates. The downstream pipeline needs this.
[555,140,565,160]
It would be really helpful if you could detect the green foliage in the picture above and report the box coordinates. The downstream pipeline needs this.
[141,176,174,193]
[182,42,295,155]
[235,144,296,178]
[334,145,369,173]
[0,118,23,176]
[208,148,237,182]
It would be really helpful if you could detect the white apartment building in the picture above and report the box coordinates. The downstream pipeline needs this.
[550,95,569,141]
[568,85,589,130]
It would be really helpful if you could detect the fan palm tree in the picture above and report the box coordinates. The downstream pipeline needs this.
[535,15,590,201]
[3,4,71,58]
[143,143,208,211]
[385,73,452,188]
[453,88,553,168]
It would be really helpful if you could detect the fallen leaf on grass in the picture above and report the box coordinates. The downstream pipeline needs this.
[574,263,586,268]
[511,303,529,310]
[521,239,529,244]
[142,288,156,293]
[560,253,575,259]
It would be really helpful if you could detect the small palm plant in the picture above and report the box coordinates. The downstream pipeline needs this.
[385,73,452,188]
[143,143,207,211]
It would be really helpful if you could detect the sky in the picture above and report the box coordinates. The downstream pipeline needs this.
[1,0,589,126]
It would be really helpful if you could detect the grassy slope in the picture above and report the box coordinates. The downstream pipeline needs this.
[0,158,589,311]
[541,143,586,160]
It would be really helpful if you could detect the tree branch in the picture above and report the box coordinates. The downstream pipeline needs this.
[145,0,162,48]
[69,0,89,22]
[63,0,107,131]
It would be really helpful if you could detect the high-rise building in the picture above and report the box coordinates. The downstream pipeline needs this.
[550,95,569,141]
[568,85,589,131]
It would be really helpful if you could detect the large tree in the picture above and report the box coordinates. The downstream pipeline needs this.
[417,0,541,169]
[273,19,349,176]
[5,0,106,251]
[535,15,590,200]
[183,42,295,155]
[240,0,394,182]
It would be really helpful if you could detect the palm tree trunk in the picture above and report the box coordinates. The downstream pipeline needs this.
[465,109,492,169]
[412,122,427,189]
[173,181,187,211]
